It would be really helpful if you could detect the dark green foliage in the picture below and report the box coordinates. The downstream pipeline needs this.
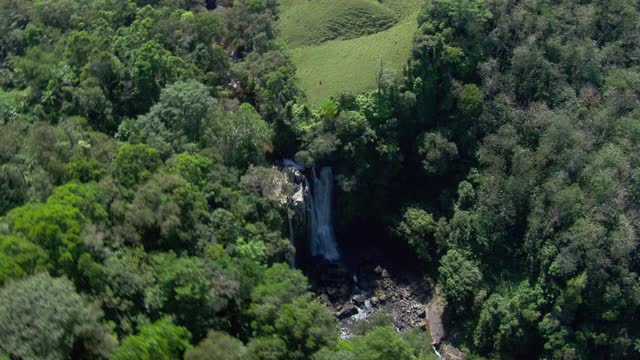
[167,153,213,189]
[202,103,273,168]
[122,173,207,249]
[117,80,216,157]
[393,207,436,261]
[249,263,310,335]
[0,273,116,360]
[112,143,162,188]
[0,163,27,215]
[274,297,337,358]
[144,252,238,340]
[0,235,48,285]
[110,317,191,360]
[247,336,289,360]
[77,248,155,335]
[186,331,248,360]
[438,249,483,315]
[418,132,458,175]
[348,326,415,360]
[406,0,640,357]
[247,264,336,359]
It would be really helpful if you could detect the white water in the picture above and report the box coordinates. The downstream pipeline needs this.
[432,346,443,360]
[306,167,340,261]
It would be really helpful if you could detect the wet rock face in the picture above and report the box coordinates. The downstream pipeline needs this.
[282,162,306,213]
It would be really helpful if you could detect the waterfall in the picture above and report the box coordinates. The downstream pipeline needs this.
[282,159,340,262]
[288,216,296,268]
[305,166,340,261]
[432,346,443,360]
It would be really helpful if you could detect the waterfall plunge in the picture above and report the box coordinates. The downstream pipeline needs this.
[306,167,341,261]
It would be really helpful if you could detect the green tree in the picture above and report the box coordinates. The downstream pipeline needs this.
[247,336,288,360]
[249,264,310,335]
[129,40,193,113]
[118,80,216,156]
[144,252,238,340]
[112,143,162,188]
[349,326,415,360]
[47,181,110,222]
[122,173,206,249]
[77,248,154,335]
[186,331,248,360]
[275,297,337,358]
[473,282,542,355]
[167,153,213,189]
[3,202,84,276]
[203,103,273,168]
[64,31,99,71]
[438,249,483,315]
[458,83,483,116]
[152,80,216,141]
[393,207,437,261]
[110,317,191,360]
[66,155,107,183]
[0,163,28,215]
[418,132,458,175]
[0,235,48,285]
[0,273,116,360]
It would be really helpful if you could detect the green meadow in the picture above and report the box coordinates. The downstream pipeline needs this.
[278,0,422,105]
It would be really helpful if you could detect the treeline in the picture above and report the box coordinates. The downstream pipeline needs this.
[0,0,435,359]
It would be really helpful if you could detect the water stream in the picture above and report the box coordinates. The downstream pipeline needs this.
[305,166,340,261]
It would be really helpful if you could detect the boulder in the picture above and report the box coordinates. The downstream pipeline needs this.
[351,295,366,306]
[418,309,426,319]
[442,343,465,360]
[374,265,383,275]
[317,293,331,306]
[336,304,358,319]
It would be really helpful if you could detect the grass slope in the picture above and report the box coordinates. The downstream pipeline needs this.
[289,14,418,105]
[279,0,397,47]
[278,0,422,105]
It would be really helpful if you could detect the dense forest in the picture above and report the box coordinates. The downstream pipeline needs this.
[1,0,639,359]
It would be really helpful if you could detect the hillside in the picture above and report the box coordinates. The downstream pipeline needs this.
[278,0,422,105]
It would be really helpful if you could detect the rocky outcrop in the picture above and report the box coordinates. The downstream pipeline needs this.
[441,344,465,360]
[426,286,446,346]
[312,262,464,359]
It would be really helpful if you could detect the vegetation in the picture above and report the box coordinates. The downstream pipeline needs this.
[1,0,640,359]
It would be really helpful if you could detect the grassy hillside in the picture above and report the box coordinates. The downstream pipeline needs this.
[278,0,422,105]
[278,0,397,47]
[290,16,417,105]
